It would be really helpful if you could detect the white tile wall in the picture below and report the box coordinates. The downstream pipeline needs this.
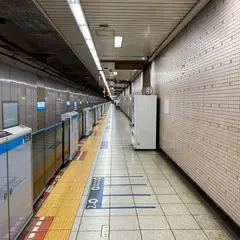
[151,0,240,226]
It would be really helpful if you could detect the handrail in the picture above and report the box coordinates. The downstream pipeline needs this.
[32,122,63,135]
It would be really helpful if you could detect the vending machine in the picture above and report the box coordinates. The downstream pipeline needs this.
[131,95,157,149]
[0,125,33,240]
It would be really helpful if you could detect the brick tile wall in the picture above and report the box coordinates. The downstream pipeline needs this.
[151,0,240,225]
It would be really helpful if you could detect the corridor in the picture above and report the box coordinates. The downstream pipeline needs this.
[69,106,232,240]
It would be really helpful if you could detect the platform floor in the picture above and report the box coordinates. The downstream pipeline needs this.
[34,106,232,240]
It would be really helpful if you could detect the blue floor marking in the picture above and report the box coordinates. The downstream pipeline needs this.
[101,206,156,209]
[105,184,146,186]
[103,194,151,197]
[86,177,104,209]
[104,176,143,178]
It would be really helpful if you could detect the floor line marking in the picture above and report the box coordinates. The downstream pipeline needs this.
[101,206,156,209]
[104,184,146,186]
[104,176,143,178]
[103,194,151,196]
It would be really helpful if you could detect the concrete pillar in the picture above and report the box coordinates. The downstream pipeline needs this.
[142,63,151,88]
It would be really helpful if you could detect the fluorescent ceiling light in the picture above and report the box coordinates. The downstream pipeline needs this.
[114,36,123,48]
[142,57,146,60]
[80,26,91,40]
[86,40,95,50]
[69,2,86,26]
[113,71,118,76]
[68,0,112,98]
[95,61,102,71]
[90,49,98,58]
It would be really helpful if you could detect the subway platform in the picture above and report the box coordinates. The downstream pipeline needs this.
[25,106,233,240]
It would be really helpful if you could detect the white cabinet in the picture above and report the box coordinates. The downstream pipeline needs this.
[0,126,33,240]
[131,95,157,150]
[61,111,79,160]
[83,107,93,136]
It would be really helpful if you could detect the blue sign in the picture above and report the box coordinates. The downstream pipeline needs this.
[37,102,45,111]
[86,177,104,209]
[66,101,70,107]
[74,102,77,110]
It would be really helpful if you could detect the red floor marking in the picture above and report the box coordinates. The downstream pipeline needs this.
[24,217,54,240]
[34,217,54,222]
[25,232,46,240]
[75,151,82,160]
[80,151,87,160]
[29,220,52,232]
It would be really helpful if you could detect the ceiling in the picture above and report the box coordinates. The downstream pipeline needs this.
[80,0,200,94]
[30,0,202,96]
[0,0,103,95]
[1,0,206,96]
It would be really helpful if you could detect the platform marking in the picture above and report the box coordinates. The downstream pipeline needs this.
[105,184,146,186]
[103,194,151,197]
[101,206,156,209]
[86,177,105,209]
[104,175,143,178]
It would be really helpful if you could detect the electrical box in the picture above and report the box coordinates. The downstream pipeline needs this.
[131,95,157,149]
[0,125,33,240]
[61,111,79,160]
[83,107,93,136]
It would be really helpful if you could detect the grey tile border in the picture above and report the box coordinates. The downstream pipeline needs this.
[141,230,175,240]
[166,215,200,230]
[110,215,140,230]
[172,230,208,240]
[109,230,142,240]
[138,215,170,230]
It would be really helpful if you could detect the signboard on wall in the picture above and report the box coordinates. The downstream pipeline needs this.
[164,99,169,114]
[37,102,46,111]
[66,101,70,107]
[74,102,77,110]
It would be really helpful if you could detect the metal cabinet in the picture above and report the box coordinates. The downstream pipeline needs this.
[0,126,33,240]
[83,107,93,136]
[0,143,8,239]
[62,119,70,164]
[78,113,83,140]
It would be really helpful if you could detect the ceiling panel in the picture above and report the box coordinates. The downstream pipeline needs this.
[81,0,199,93]
[31,0,200,95]
[0,0,103,94]
[33,0,103,88]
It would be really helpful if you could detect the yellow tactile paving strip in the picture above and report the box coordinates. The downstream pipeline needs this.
[35,110,109,240]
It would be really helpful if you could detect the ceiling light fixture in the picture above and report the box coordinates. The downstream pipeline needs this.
[68,0,112,97]
[142,57,146,60]
[134,69,137,72]
[113,71,118,76]
[114,36,123,48]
